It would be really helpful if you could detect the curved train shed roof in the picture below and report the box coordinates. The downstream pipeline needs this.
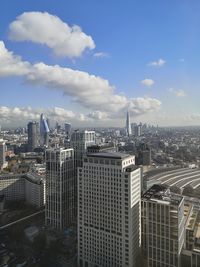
[146,167,200,190]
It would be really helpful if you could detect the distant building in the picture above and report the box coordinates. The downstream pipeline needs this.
[65,123,71,140]
[71,130,95,169]
[138,122,142,136]
[27,121,39,152]
[136,143,151,166]
[78,152,141,267]
[0,139,6,170]
[126,111,132,136]
[141,184,185,267]
[40,113,50,147]
[45,148,75,230]
[131,123,139,137]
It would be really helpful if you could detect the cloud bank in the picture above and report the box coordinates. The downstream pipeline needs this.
[0,41,161,123]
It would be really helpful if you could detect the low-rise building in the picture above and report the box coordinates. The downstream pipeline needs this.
[0,173,45,207]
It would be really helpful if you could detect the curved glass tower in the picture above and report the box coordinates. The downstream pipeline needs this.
[40,113,50,147]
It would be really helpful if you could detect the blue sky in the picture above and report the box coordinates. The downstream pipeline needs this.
[1,0,200,127]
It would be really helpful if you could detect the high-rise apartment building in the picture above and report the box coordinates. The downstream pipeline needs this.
[45,148,75,230]
[0,139,6,170]
[27,121,39,152]
[141,184,185,267]
[126,111,132,137]
[78,152,141,267]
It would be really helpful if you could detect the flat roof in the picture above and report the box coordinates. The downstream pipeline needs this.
[142,184,183,206]
[87,152,131,160]
[0,173,43,185]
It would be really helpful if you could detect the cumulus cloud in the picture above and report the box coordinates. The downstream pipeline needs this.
[87,111,109,120]
[0,41,30,77]
[141,78,154,87]
[93,52,109,58]
[169,88,186,97]
[8,11,95,58]
[0,41,161,120]
[148,58,166,67]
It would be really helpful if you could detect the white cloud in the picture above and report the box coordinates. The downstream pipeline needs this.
[87,111,109,120]
[179,58,185,62]
[0,41,161,121]
[0,41,30,77]
[93,52,109,58]
[148,58,166,67]
[8,11,95,58]
[141,78,155,87]
[169,88,186,97]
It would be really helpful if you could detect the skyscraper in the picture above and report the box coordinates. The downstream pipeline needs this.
[71,130,95,169]
[45,148,75,229]
[65,123,71,140]
[78,152,141,267]
[71,130,95,219]
[0,139,6,170]
[126,111,132,137]
[27,121,39,152]
[40,113,50,147]
[141,184,185,267]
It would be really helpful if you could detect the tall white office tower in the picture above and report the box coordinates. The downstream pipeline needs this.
[141,185,185,267]
[78,152,141,267]
[45,148,75,230]
[126,111,132,137]
[0,140,6,170]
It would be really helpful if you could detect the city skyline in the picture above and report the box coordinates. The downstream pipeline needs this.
[1,1,200,127]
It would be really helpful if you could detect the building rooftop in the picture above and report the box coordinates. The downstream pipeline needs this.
[125,165,140,172]
[87,151,131,160]
[0,173,43,185]
[186,209,198,230]
[142,184,183,206]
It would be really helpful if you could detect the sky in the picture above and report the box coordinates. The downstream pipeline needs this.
[1,0,200,128]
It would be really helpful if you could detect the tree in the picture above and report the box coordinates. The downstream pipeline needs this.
[33,232,47,255]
